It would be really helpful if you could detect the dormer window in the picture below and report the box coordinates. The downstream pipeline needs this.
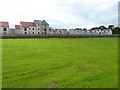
[33,28,34,30]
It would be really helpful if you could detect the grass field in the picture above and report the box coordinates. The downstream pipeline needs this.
[2,38,118,88]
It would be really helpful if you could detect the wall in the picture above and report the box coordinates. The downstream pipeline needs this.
[0,27,9,35]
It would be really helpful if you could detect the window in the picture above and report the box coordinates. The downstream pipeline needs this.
[38,32,40,34]
[29,28,31,30]
[24,32,27,34]
[4,28,7,31]
[24,28,27,31]
[38,28,40,30]
[33,32,34,34]
[44,29,47,31]
[33,28,34,30]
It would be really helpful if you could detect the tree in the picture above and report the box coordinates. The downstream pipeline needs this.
[108,25,115,30]
[113,27,120,34]
[75,28,82,30]
[91,27,99,30]
[83,28,87,33]
[108,25,115,34]
[99,25,107,30]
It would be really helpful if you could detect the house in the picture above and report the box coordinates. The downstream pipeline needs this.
[69,29,75,34]
[75,29,82,34]
[81,29,87,33]
[93,29,101,34]
[15,20,49,35]
[15,25,22,34]
[49,29,56,34]
[55,29,61,34]
[69,29,85,34]
[88,29,93,33]
[61,29,68,34]
[101,29,112,34]
[34,20,49,34]
[0,22,9,35]
[20,22,36,35]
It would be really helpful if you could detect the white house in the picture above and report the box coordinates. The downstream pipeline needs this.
[101,29,112,35]
[61,29,68,34]
[93,29,101,34]
[49,29,56,34]
[69,29,81,34]
[0,22,10,35]
[55,29,61,34]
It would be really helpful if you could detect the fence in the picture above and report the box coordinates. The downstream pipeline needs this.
[0,34,119,39]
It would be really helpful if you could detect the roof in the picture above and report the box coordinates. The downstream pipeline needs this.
[55,29,61,31]
[89,30,93,32]
[15,25,21,29]
[69,29,79,31]
[61,29,67,31]
[102,29,111,31]
[94,29,101,31]
[20,22,36,27]
[34,20,49,25]
[0,22,9,27]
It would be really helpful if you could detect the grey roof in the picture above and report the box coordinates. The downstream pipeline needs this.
[102,29,111,31]
[94,29,101,31]
[69,29,82,31]
[34,20,49,25]
[61,29,67,31]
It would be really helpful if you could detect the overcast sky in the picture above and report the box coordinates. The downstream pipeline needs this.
[0,0,119,29]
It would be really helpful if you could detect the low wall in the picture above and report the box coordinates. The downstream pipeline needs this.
[0,34,119,39]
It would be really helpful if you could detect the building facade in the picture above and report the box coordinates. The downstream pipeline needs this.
[0,20,113,35]
[0,22,9,35]
[15,20,49,35]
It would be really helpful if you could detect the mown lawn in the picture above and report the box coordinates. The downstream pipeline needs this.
[2,38,118,88]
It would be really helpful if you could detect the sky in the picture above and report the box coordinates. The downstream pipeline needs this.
[0,0,119,29]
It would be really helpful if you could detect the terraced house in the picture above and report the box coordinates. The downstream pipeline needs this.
[0,20,113,35]
[0,22,10,35]
[15,20,49,35]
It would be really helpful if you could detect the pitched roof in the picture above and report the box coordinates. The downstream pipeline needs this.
[55,29,61,31]
[15,25,21,29]
[20,22,36,27]
[0,22,9,27]
[61,29,67,31]
[102,29,111,31]
[34,20,49,25]
[94,29,101,31]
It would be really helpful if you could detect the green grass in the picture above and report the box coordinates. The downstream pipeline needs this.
[0,39,2,90]
[2,38,118,88]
